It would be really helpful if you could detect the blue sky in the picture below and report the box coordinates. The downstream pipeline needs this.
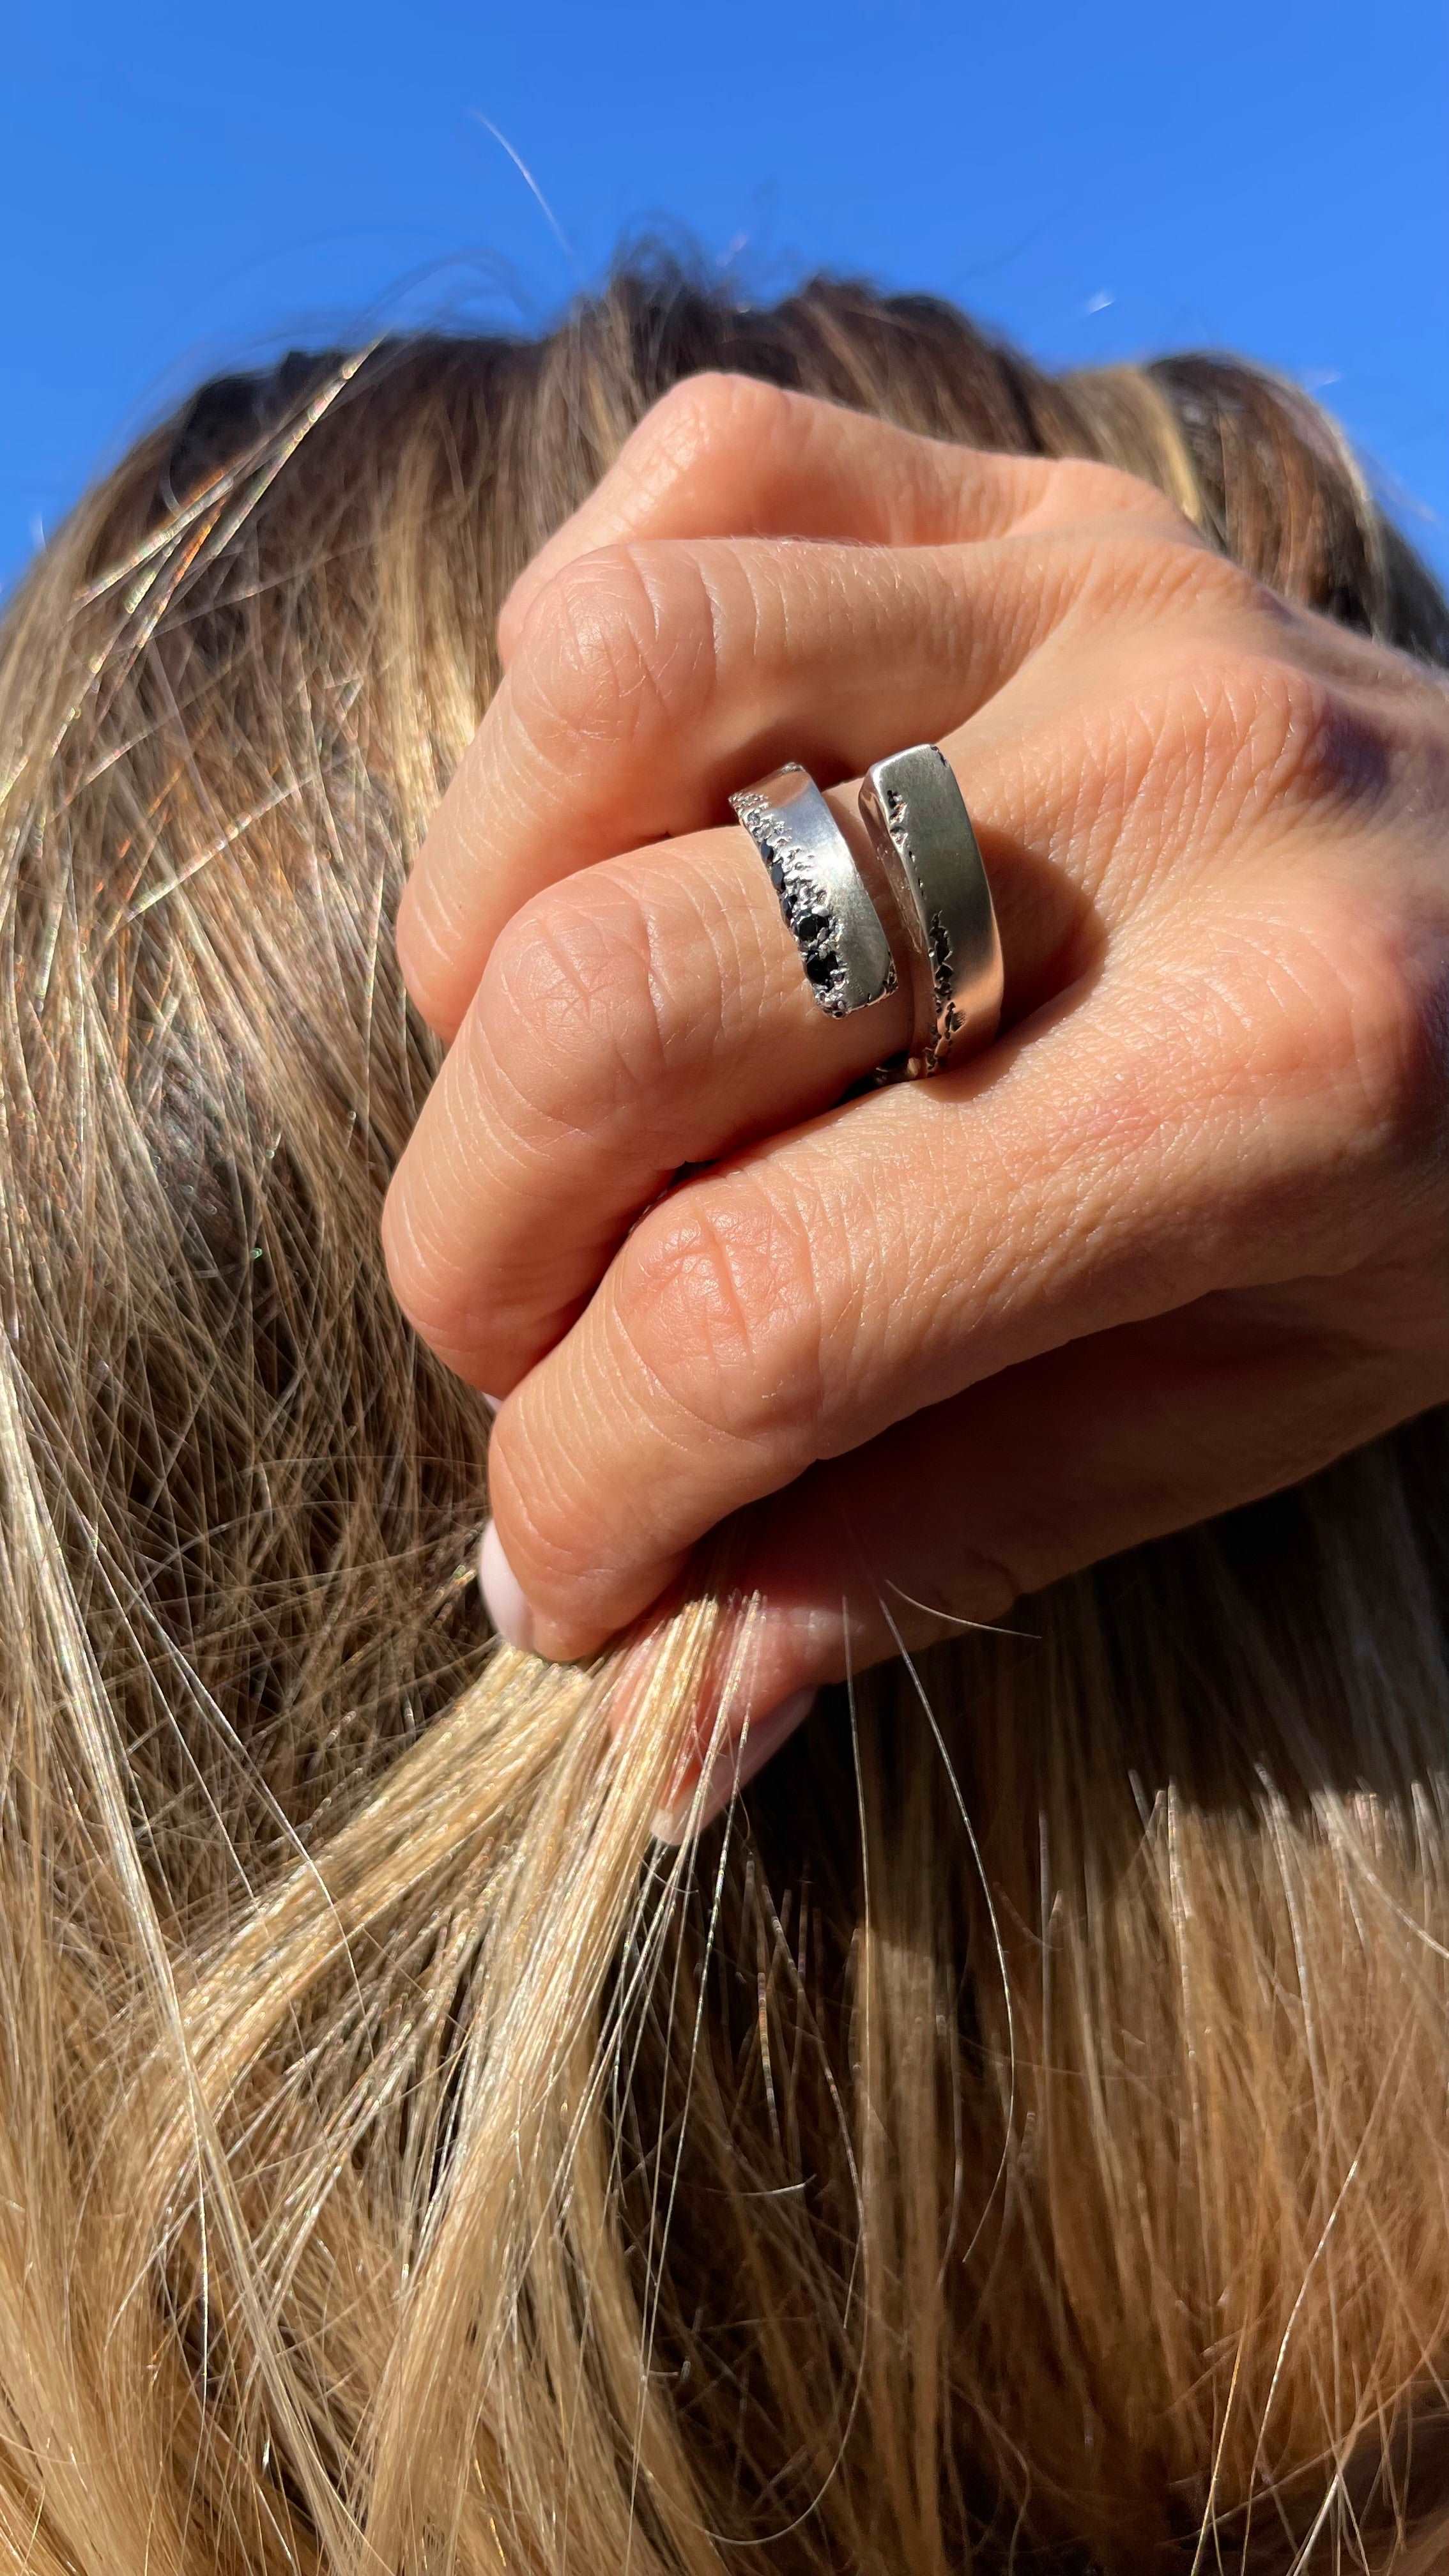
[4,0,1445,594]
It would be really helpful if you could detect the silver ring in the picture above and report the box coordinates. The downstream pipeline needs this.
[730,746,1002,1078]
[858,744,1003,1078]
[729,765,897,1019]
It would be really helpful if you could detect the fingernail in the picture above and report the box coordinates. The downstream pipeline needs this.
[477,1519,536,1651]
[651,1689,816,1848]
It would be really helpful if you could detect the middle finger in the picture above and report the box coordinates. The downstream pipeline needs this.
[383,662,1117,1396]
[383,581,1280,1396]
[395,517,1182,1041]
[481,892,1389,1660]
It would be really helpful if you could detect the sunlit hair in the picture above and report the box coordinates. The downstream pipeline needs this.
[3,258,1449,2574]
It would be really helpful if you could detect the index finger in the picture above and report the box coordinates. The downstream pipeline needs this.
[495,371,1059,659]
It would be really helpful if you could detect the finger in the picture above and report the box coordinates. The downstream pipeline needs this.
[387,599,1383,1402]
[496,373,1072,658]
[400,531,1054,1043]
[386,604,1131,1392]
[385,818,917,1391]
[398,509,1202,1041]
[481,899,1414,1656]
[648,1301,1427,1840]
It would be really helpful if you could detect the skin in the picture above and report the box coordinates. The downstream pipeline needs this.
[383,371,1449,1790]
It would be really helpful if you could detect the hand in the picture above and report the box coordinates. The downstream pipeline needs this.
[384,372,1449,1761]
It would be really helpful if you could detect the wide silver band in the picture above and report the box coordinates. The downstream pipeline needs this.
[859,744,1004,1077]
[730,744,1002,1079]
[728,766,897,1020]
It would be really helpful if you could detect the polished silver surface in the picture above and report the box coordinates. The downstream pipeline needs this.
[858,743,1003,1077]
[730,763,898,1020]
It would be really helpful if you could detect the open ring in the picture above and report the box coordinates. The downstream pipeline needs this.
[728,765,898,1020]
[859,744,1004,1078]
[730,744,1002,1079]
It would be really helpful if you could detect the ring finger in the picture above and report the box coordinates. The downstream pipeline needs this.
[385,806,915,1389]
[384,525,1310,1398]
[385,658,1136,1396]
[385,526,1254,1389]
[397,482,1202,1043]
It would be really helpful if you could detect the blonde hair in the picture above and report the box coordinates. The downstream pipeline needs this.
[3,261,1449,2575]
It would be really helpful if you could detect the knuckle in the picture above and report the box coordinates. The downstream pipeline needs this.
[393,873,463,1041]
[1015,638,1393,898]
[1298,903,1449,1168]
[1157,539,1268,618]
[1050,453,1170,523]
[1183,650,1394,819]
[628,370,801,486]
[610,1177,828,1448]
[1075,523,1245,624]
[1193,896,1449,1204]
[510,540,717,763]
[379,1157,473,1359]
[480,873,668,1136]
[1248,659,1395,815]
[1064,647,1397,880]
[484,1422,595,1609]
